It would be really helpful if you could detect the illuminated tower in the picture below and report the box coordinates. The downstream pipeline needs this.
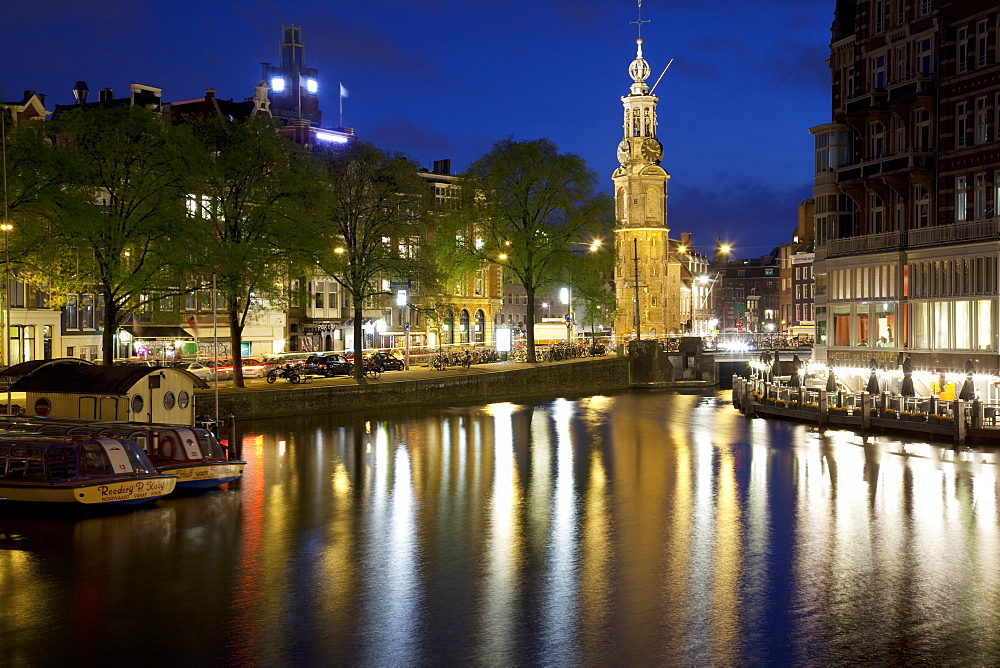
[261,25,321,127]
[612,21,680,339]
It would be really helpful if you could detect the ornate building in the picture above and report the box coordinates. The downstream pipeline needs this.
[810,0,1000,398]
[612,31,681,339]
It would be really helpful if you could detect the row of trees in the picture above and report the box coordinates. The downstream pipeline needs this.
[2,104,614,382]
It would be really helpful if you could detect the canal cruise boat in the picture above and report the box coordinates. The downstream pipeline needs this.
[0,419,245,490]
[0,434,177,505]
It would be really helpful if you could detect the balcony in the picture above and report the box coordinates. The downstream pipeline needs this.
[908,218,1000,248]
[828,231,904,256]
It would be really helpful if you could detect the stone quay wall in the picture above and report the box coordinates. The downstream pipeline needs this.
[204,357,632,421]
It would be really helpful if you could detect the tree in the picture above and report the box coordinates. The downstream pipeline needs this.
[454,137,611,362]
[312,141,430,381]
[35,105,192,365]
[566,241,616,338]
[184,115,316,388]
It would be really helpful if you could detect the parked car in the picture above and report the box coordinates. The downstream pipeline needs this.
[172,360,219,382]
[303,354,352,377]
[371,352,404,371]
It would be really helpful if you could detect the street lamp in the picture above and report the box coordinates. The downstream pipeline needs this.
[0,223,9,414]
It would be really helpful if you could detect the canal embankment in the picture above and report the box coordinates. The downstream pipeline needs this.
[198,356,642,420]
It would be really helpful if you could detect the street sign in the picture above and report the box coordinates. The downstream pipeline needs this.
[404,322,410,331]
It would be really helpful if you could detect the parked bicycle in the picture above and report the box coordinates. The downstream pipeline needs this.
[363,358,383,380]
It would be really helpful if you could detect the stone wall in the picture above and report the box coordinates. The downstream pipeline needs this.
[202,358,631,421]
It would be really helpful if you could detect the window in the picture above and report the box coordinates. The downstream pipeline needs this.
[956,177,968,221]
[896,0,904,25]
[914,185,930,228]
[833,308,850,346]
[81,294,95,329]
[870,193,885,233]
[933,301,950,349]
[919,0,930,16]
[956,102,968,147]
[917,38,932,76]
[876,303,895,347]
[64,294,79,330]
[894,46,906,82]
[872,54,886,90]
[915,109,931,149]
[958,27,969,73]
[911,302,929,348]
[874,1,885,33]
[976,97,988,143]
[977,300,994,350]
[870,121,885,158]
[975,173,987,219]
[856,308,870,347]
[847,67,856,98]
[978,20,989,68]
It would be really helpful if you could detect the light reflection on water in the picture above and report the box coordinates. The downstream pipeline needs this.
[2,391,1000,664]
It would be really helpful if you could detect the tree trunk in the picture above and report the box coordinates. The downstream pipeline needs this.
[352,302,365,382]
[101,290,121,365]
[229,306,245,388]
[524,283,537,363]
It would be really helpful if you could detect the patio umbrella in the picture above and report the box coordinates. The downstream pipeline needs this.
[790,354,802,387]
[866,359,880,395]
[826,369,838,393]
[900,356,915,397]
[959,359,976,401]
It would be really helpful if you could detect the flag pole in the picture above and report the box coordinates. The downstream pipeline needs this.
[339,82,344,128]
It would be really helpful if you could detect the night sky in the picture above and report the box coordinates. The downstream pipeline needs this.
[3,0,832,256]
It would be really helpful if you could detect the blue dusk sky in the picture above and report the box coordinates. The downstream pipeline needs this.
[2,0,833,257]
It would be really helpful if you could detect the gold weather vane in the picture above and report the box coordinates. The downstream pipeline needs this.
[630,0,650,39]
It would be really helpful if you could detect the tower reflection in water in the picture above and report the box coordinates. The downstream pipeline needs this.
[2,391,1000,664]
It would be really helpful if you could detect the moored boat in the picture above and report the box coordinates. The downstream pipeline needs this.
[0,435,177,505]
[0,419,245,490]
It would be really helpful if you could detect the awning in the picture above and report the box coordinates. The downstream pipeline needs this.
[120,325,195,340]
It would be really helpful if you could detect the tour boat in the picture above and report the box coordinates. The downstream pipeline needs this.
[0,435,177,505]
[2,419,246,490]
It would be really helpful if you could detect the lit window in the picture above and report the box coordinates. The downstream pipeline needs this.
[306,78,318,94]
[270,77,285,93]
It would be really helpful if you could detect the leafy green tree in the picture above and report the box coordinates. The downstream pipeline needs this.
[566,241,616,338]
[32,105,193,365]
[183,115,316,387]
[311,141,430,381]
[453,137,611,362]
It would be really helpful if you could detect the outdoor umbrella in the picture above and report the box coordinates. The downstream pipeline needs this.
[900,356,915,397]
[826,369,838,393]
[866,358,880,395]
[790,354,802,387]
[959,359,976,401]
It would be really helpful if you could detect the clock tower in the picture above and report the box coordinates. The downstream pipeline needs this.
[612,30,681,340]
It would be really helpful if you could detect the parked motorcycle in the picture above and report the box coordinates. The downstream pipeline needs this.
[266,364,301,384]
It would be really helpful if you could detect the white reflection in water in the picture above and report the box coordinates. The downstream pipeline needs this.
[543,398,578,660]
[480,402,522,662]
[361,424,419,664]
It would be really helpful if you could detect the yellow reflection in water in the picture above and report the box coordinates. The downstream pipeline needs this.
[480,402,523,662]
[711,445,742,665]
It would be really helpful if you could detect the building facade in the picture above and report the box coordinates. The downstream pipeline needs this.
[811,0,1000,397]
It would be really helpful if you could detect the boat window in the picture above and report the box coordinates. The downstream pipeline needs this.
[46,447,78,480]
[131,395,144,414]
[163,391,175,411]
[80,442,114,475]
[33,398,51,416]
[122,442,155,474]
[5,459,47,481]
[177,391,190,409]
[198,431,225,459]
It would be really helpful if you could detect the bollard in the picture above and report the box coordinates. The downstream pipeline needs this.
[955,400,967,445]
[861,393,872,432]
[819,389,828,429]
[229,415,239,460]
[972,399,983,429]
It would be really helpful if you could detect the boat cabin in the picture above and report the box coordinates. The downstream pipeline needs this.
[7,365,208,426]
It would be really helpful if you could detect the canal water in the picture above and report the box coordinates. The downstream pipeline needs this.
[3,390,1000,665]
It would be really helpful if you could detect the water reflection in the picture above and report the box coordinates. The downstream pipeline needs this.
[4,391,1000,664]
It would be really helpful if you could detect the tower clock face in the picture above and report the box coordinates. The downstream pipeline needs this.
[617,139,631,164]
[641,138,662,163]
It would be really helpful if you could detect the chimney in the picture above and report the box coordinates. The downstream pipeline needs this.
[205,87,215,99]
[432,159,451,175]
[72,81,89,104]
[99,88,114,103]
[681,232,691,247]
